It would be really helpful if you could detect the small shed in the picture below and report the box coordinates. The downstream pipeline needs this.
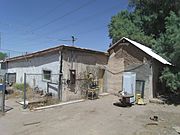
[107,37,171,101]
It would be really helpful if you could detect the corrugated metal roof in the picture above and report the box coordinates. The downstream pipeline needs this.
[109,37,172,65]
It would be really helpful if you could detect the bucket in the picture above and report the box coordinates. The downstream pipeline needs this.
[136,94,141,103]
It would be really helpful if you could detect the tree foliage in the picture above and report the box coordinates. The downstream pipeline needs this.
[108,0,180,92]
[108,11,155,47]
[129,0,180,38]
[0,52,7,60]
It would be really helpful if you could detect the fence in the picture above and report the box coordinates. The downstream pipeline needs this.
[23,71,102,109]
[23,73,62,109]
[0,74,6,113]
[23,72,96,109]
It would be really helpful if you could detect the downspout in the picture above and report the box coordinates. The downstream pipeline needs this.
[59,49,63,101]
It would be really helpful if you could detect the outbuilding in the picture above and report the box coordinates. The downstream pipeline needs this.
[107,37,171,101]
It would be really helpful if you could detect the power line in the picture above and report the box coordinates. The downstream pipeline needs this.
[1,2,116,45]
[26,0,70,27]
[41,5,120,36]
[29,0,96,33]
[78,25,106,35]
[0,48,26,53]
[24,4,119,42]
[58,36,77,46]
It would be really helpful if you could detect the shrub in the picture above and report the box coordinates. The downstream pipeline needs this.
[160,67,180,93]
[13,83,29,91]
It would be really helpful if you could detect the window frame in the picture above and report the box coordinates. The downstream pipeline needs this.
[42,70,52,82]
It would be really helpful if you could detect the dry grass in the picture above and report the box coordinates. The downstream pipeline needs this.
[7,86,61,110]
[28,98,60,110]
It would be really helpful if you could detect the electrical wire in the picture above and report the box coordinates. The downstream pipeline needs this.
[0,48,26,53]
[23,4,120,43]
[26,0,70,27]
[41,5,120,36]
[29,0,96,33]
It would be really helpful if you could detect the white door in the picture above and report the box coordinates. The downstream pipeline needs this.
[123,72,136,103]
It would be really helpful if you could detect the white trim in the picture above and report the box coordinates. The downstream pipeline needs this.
[109,37,172,65]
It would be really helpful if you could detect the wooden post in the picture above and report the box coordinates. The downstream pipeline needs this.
[47,82,49,93]
[23,73,27,109]
[2,74,6,113]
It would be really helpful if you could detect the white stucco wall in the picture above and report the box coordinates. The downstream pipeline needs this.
[7,52,60,94]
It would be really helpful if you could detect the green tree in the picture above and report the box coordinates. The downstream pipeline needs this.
[154,12,180,92]
[108,0,180,92]
[108,11,155,47]
[0,52,7,60]
[129,0,180,38]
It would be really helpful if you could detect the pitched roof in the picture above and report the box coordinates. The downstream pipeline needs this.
[108,37,172,65]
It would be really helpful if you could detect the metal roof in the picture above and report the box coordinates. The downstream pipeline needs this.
[109,37,172,65]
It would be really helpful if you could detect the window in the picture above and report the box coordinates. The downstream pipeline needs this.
[1,63,7,69]
[70,70,76,84]
[7,73,16,83]
[43,70,51,81]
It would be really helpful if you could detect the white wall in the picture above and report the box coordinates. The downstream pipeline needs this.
[7,52,60,94]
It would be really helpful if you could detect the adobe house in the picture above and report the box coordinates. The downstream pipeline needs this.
[2,37,171,102]
[4,45,108,101]
[107,37,171,101]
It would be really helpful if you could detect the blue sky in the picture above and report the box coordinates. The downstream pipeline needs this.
[0,0,129,57]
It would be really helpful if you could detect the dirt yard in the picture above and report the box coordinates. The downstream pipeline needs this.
[0,95,180,135]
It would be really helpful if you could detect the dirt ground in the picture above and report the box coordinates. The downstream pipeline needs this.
[0,95,180,135]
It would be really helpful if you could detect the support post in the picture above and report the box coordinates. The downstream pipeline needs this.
[23,73,27,109]
[58,52,63,101]
[58,74,62,101]
[2,73,6,113]
[58,76,61,101]
[47,82,49,93]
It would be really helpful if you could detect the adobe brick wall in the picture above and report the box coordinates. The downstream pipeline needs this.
[107,51,124,93]
[107,42,155,100]
[62,49,108,101]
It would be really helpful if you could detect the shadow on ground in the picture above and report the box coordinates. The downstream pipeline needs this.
[159,93,180,106]
[113,102,132,107]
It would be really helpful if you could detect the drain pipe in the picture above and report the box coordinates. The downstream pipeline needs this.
[58,50,63,101]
